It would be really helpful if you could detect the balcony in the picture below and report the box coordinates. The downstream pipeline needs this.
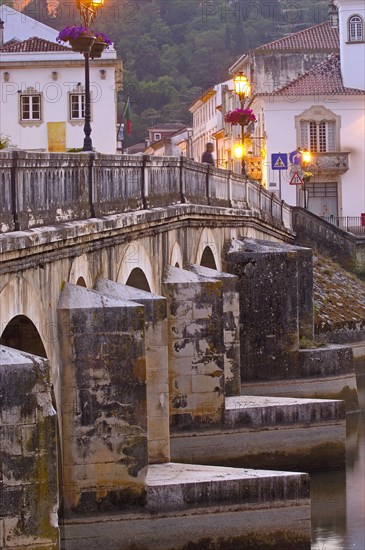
[307,152,350,175]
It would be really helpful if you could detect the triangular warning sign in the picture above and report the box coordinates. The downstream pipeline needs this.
[290,171,304,185]
[274,156,285,168]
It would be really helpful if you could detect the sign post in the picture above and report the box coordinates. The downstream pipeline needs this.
[271,153,288,199]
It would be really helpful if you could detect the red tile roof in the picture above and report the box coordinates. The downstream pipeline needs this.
[255,21,339,52]
[264,54,364,96]
[0,36,70,53]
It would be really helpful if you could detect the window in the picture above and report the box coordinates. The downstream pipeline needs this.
[20,94,41,121]
[349,15,363,42]
[69,93,85,120]
[154,133,161,141]
[300,120,336,152]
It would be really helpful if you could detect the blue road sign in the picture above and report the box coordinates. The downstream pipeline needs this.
[289,150,302,165]
[271,153,288,170]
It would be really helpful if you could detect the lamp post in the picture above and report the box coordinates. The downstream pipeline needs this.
[301,149,312,210]
[76,0,105,152]
[233,71,251,176]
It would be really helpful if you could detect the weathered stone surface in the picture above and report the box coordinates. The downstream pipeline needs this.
[226,238,312,381]
[293,207,358,270]
[146,462,310,512]
[0,346,59,549]
[189,264,241,396]
[57,284,148,514]
[163,267,225,430]
[95,279,170,465]
[299,345,355,377]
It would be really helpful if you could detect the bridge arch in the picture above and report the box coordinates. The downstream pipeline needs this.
[0,315,47,358]
[125,268,151,292]
[200,246,218,270]
[117,243,156,293]
[195,228,221,271]
[69,254,92,288]
[0,277,54,365]
[169,241,183,269]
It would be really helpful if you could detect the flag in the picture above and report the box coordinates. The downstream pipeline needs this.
[122,96,132,135]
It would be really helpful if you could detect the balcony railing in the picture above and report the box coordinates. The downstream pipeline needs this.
[322,216,365,235]
[308,152,350,175]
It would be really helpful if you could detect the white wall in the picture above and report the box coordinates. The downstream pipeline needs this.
[259,94,365,217]
[0,5,59,42]
[0,51,118,153]
[337,0,365,90]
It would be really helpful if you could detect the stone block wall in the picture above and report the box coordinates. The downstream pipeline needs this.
[0,346,59,549]
[57,284,148,514]
[226,239,314,381]
[95,280,170,464]
[163,267,225,430]
[189,265,241,396]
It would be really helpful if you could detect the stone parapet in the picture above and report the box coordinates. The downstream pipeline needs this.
[0,151,292,234]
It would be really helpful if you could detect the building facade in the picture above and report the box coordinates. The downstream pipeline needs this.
[190,2,364,218]
[0,8,122,153]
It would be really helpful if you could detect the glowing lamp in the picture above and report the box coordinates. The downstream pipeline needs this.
[234,144,244,159]
[234,72,251,100]
[302,150,312,164]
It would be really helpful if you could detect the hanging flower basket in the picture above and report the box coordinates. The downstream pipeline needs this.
[90,41,107,58]
[90,33,112,58]
[69,35,96,53]
[57,26,95,53]
[303,171,313,183]
[224,108,257,127]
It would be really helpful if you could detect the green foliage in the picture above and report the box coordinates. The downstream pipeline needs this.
[23,0,329,144]
[0,133,16,149]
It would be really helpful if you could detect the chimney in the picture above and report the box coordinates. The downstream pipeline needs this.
[0,19,4,47]
[328,1,339,29]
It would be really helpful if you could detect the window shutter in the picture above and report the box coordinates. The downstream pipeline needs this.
[327,121,336,151]
[300,121,309,149]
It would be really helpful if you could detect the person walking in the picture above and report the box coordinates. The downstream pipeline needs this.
[201,142,215,166]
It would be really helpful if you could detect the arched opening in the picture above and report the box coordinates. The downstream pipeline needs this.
[0,315,47,358]
[126,268,151,292]
[76,276,87,287]
[175,262,180,268]
[200,246,217,270]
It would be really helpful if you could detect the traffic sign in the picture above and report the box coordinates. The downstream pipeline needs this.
[289,150,302,165]
[290,171,304,185]
[271,153,288,170]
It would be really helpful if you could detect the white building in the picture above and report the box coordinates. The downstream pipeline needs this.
[190,1,364,218]
[0,8,121,153]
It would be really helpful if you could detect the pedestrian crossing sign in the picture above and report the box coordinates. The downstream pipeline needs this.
[271,153,288,170]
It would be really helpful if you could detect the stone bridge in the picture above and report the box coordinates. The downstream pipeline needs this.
[0,153,354,549]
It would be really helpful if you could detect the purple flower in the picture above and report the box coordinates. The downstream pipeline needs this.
[56,26,93,43]
[94,32,112,47]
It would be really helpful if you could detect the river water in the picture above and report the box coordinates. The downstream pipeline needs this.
[311,371,365,550]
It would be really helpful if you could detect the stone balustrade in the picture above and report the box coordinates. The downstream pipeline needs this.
[307,151,350,175]
[0,151,292,233]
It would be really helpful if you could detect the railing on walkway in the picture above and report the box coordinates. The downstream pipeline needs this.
[322,216,365,235]
[0,151,292,233]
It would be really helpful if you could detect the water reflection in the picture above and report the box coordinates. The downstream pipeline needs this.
[311,373,365,550]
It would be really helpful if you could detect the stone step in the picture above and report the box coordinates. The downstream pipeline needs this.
[241,374,359,411]
[146,462,309,513]
[171,395,346,472]
[225,395,345,428]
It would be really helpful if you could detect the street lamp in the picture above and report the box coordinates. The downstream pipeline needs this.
[76,0,105,151]
[233,71,251,175]
[234,72,251,105]
[301,149,312,210]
